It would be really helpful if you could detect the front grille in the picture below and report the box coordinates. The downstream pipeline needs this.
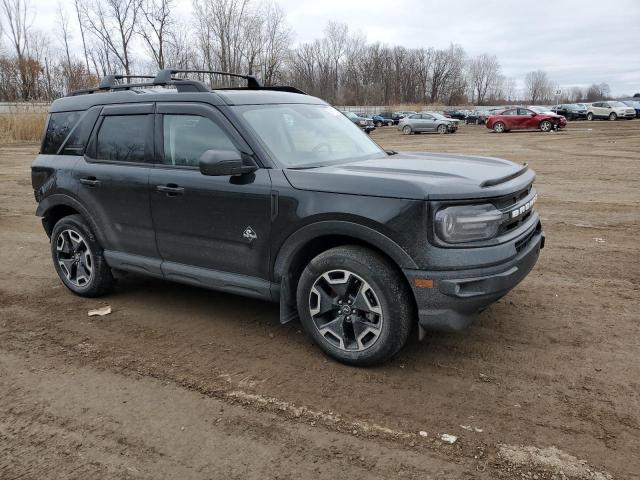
[490,184,537,237]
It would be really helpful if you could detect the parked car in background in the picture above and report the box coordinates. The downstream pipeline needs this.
[465,110,492,124]
[528,106,556,115]
[586,101,636,121]
[342,111,376,133]
[621,100,640,118]
[398,112,458,134]
[443,110,468,120]
[486,107,567,133]
[377,111,401,124]
[551,104,587,120]
[371,114,394,127]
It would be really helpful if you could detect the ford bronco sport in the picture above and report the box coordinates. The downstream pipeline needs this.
[32,69,544,366]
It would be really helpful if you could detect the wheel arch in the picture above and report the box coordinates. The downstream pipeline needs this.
[273,221,419,323]
[37,194,105,245]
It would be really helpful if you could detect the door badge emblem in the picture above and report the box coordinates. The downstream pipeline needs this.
[243,226,258,242]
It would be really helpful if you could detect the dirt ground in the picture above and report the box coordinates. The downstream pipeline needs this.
[1,120,639,479]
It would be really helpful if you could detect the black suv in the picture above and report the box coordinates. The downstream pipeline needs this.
[32,69,544,366]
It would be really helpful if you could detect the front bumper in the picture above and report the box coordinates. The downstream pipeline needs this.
[403,224,544,332]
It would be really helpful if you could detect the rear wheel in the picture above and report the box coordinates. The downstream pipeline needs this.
[437,124,448,134]
[402,125,412,135]
[539,120,553,132]
[493,121,506,133]
[51,214,114,297]
[296,246,412,366]
[609,112,617,121]
[587,112,594,121]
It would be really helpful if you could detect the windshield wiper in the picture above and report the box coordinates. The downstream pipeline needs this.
[287,165,327,170]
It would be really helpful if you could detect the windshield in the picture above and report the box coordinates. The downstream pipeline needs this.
[608,101,626,107]
[234,104,386,168]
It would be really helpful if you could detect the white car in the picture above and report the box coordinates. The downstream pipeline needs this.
[586,101,636,121]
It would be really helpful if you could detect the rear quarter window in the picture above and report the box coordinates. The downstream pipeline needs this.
[41,111,84,154]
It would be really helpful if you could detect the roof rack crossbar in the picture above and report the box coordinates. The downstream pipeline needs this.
[154,69,261,89]
[99,74,157,89]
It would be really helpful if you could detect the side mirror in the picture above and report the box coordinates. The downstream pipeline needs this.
[530,113,537,117]
[199,150,257,176]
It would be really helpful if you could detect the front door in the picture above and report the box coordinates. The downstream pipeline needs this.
[421,114,438,132]
[149,102,272,286]
[74,103,157,259]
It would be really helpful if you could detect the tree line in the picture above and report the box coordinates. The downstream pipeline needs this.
[0,0,622,105]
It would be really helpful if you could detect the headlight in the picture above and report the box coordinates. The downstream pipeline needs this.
[358,120,366,126]
[435,204,502,243]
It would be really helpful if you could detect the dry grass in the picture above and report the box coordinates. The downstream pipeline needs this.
[0,113,46,144]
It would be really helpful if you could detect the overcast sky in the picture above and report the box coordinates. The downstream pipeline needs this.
[25,0,640,95]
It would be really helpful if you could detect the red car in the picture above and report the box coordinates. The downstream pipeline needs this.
[486,107,567,133]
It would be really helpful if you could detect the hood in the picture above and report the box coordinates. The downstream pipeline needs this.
[283,152,535,201]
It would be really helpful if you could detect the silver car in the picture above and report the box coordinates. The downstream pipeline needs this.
[398,112,458,134]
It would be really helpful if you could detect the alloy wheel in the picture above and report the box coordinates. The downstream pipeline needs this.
[402,125,411,134]
[308,269,384,352]
[494,122,505,133]
[56,228,93,287]
[540,120,552,132]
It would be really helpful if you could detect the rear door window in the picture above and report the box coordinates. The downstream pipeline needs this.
[96,115,152,163]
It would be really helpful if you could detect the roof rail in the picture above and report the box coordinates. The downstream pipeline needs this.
[154,69,261,89]
[66,68,307,97]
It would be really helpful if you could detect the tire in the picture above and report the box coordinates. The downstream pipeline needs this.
[609,112,617,121]
[437,124,448,134]
[402,125,412,135]
[50,214,114,297]
[539,120,553,132]
[374,121,383,127]
[587,112,594,121]
[386,121,394,126]
[493,121,506,133]
[296,246,413,366]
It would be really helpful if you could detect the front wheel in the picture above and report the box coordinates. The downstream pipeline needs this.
[587,112,594,121]
[493,121,506,133]
[296,246,413,366]
[374,120,383,127]
[402,125,412,135]
[539,120,553,132]
[51,214,114,297]
[609,112,617,121]
[437,124,448,134]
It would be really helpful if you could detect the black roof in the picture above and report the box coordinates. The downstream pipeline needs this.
[49,89,325,113]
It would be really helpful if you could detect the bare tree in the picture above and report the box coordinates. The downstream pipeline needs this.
[258,1,290,85]
[502,76,517,102]
[138,0,173,69]
[79,0,141,75]
[585,82,610,101]
[468,53,500,104]
[524,70,552,104]
[72,0,91,74]
[1,0,33,98]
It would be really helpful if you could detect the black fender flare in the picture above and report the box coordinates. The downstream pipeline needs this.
[272,220,418,283]
[36,193,106,245]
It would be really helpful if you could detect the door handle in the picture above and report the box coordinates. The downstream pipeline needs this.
[156,184,185,196]
[80,177,101,187]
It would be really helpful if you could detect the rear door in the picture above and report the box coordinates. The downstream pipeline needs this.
[149,102,272,283]
[74,103,157,260]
